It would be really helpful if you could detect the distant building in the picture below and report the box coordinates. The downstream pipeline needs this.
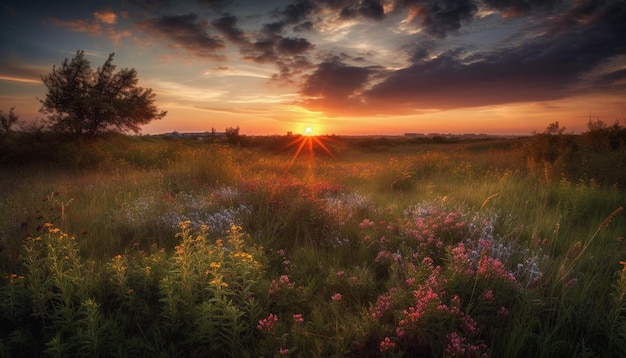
[404,132,425,137]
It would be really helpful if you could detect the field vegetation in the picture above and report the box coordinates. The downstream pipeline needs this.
[1,121,625,357]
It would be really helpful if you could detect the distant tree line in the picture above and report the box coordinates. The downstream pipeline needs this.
[524,119,626,186]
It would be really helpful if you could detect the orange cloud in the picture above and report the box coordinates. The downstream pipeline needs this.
[94,11,117,24]
[48,11,129,44]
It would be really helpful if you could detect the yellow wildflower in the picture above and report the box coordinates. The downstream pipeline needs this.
[210,262,221,269]
[210,278,228,288]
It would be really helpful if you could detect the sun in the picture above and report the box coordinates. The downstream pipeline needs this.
[282,128,337,172]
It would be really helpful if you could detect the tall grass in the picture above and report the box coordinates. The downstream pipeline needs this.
[1,134,625,356]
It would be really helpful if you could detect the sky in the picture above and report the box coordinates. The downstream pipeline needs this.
[1,0,625,136]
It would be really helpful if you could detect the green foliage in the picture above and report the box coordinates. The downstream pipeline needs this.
[524,119,626,186]
[0,106,19,138]
[1,133,625,356]
[39,50,166,138]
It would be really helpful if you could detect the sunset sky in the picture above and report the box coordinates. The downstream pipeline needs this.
[1,0,625,136]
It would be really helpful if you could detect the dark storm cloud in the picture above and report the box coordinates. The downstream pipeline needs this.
[240,34,314,83]
[277,37,313,55]
[212,14,248,45]
[243,39,276,63]
[293,0,626,114]
[359,0,626,110]
[340,0,385,21]
[281,0,317,24]
[406,0,478,38]
[301,59,372,98]
[139,13,225,58]
[595,69,626,89]
[358,0,385,20]
[481,0,560,16]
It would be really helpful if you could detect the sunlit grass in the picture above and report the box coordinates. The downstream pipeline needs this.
[1,135,625,356]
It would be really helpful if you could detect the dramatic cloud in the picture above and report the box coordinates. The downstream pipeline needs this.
[94,11,116,24]
[212,14,248,45]
[281,0,318,25]
[277,37,313,55]
[299,59,382,113]
[139,14,225,58]
[482,0,559,17]
[402,0,478,38]
[48,11,129,44]
[2,0,625,134]
[339,0,385,21]
[293,0,626,115]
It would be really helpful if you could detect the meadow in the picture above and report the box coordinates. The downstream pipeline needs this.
[1,131,625,357]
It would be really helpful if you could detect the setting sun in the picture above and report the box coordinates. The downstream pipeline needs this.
[305,127,313,135]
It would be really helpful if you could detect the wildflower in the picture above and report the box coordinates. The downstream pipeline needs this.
[337,270,345,278]
[480,290,495,303]
[279,347,289,356]
[498,306,509,318]
[210,278,228,288]
[360,219,374,228]
[379,337,396,352]
[293,313,304,323]
[210,262,221,269]
[132,242,140,248]
[331,293,342,301]
[257,313,278,333]
[445,331,465,357]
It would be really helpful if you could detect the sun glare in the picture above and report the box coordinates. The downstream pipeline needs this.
[283,129,337,173]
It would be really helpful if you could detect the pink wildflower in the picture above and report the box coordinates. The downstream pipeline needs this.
[379,337,396,352]
[331,293,342,301]
[293,313,304,323]
[279,347,289,355]
[257,313,279,333]
[480,289,495,303]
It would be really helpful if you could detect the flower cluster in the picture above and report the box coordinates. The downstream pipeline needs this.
[269,275,295,299]
[369,288,396,319]
[379,337,396,352]
[257,313,279,334]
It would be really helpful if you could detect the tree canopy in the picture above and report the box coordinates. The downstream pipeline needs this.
[0,107,19,138]
[39,51,166,137]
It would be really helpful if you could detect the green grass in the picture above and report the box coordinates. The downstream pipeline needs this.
[1,134,625,357]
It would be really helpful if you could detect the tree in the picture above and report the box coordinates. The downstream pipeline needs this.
[0,107,19,138]
[39,51,166,137]
[225,126,241,144]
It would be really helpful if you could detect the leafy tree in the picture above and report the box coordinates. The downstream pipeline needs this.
[39,50,166,137]
[0,106,19,138]
[225,126,241,144]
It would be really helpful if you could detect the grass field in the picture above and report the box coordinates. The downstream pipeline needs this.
[1,133,625,357]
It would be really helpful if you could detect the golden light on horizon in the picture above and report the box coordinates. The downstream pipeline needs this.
[305,127,313,135]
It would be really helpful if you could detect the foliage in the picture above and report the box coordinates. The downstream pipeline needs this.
[39,50,166,138]
[0,107,19,139]
[225,126,241,145]
[524,119,626,186]
[1,132,625,356]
